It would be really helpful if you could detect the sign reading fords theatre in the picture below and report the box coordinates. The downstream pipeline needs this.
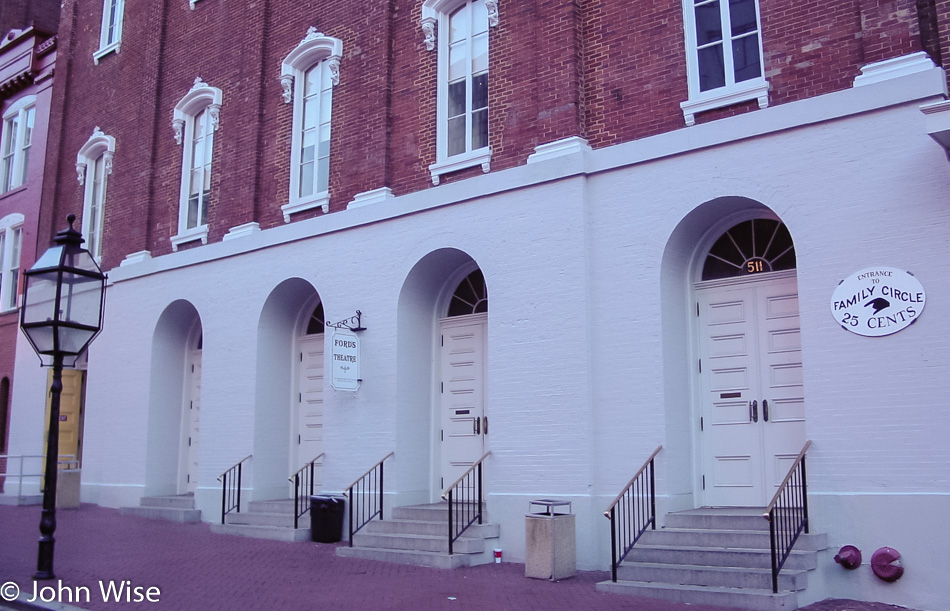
[831,267,925,337]
[331,330,360,391]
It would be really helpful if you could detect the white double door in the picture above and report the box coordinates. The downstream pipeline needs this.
[697,274,805,507]
[294,335,325,487]
[439,314,487,493]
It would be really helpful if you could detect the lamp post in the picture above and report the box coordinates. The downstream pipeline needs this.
[19,214,106,580]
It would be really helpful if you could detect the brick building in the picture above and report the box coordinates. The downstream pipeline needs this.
[6,1,950,608]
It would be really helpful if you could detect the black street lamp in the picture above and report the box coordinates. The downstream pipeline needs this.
[19,214,106,580]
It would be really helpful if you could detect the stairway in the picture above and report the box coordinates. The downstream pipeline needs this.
[596,508,827,611]
[119,493,201,523]
[336,502,499,569]
[210,499,311,542]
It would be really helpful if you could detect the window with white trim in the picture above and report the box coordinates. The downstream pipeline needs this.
[423,0,498,185]
[680,0,768,126]
[279,29,342,222]
[0,214,24,312]
[171,78,221,250]
[94,0,125,64]
[76,128,116,261]
[1,98,35,193]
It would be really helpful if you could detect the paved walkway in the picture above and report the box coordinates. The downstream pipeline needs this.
[0,504,917,611]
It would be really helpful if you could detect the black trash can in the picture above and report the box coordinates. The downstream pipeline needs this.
[310,495,345,543]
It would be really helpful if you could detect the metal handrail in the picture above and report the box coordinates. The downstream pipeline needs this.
[343,452,394,546]
[0,454,45,500]
[441,451,490,554]
[217,454,252,525]
[603,445,662,582]
[288,453,325,529]
[763,440,812,593]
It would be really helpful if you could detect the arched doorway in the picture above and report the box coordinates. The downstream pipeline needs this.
[438,268,488,491]
[294,301,325,482]
[693,217,804,506]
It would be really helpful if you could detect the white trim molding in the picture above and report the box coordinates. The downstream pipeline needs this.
[279,28,343,101]
[93,0,125,64]
[347,187,395,210]
[680,79,769,127]
[920,99,950,151]
[223,222,262,241]
[170,224,209,251]
[421,0,498,50]
[76,127,115,185]
[527,136,591,164]
[429,148,491,185]
[119,250,153,267]
[854,52,936,87]
[172,78,223,144]
[76,126,116,261]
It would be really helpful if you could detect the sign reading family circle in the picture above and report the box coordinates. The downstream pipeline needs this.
[830,267,925,337]
[331,330,360,391]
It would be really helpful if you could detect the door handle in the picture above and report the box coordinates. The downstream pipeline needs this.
[750,400,758,423]
[482,416,488,436]
[474,417,481,435]
[763,399,769,422]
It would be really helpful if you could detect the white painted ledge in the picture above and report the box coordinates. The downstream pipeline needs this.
[854,52,936,87]
[527,136,591,164]
[119,250,152,267]
[680,79,769,127]
[429,148,492,185]
[920,99,950,150]
[170,225,208,251]
[223,222,261,241]
[347,187,394,210]
[281,193,329,222]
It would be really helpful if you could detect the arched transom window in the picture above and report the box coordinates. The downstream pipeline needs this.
[448,269,488,316]
[701,219,795,281]
[305,302,325,335]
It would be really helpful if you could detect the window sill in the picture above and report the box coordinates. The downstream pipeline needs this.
[93,42,121,65]
[680,79,769,126]
[429,148,492,185]
[170,225,209,251]
[0,185,27,200]
[281,193,329,223]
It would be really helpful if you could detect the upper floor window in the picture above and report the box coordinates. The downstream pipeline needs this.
[94,0,125,64]
[171,78,221,250]
[76,127,116,261]
[1,98,35,193]
[680,0,768,126]
[279,28,342,222]
[423,0,499,185]
[0,214,24,312]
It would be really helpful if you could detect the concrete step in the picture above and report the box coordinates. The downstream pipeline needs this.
[664,508,771,531]
[336,545,472,569]
[119,505,201,523]
[596,580,798,611]
[617,561,807,591]
[138,494,195,509]
[352,531,485,554]
[248,498,296,514]
[225,511,296,528]
[211,523,312,542]
[390,502,485,522]
[642,528,826,551]
[0,493,42,506]
[626,544,818,570]
[363,518,499,539]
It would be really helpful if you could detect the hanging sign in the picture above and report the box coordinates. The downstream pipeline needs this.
[830,267,925,337]
[330,330,360,391]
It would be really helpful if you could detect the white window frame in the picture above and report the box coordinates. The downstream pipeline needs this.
[76,127,116,261]
[0,213,25,313]
[279,28,342,222]
[680,0,768,126]
[1,97,36,194]
[171,78,222,251]
[422,0,498,185]
[93,0,125,64]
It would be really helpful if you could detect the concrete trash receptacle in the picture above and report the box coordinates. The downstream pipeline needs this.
[525,499,576,580]
[57,468,81,509]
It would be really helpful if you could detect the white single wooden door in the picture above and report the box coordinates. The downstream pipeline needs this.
[295,335,325,487]
[440,314,487,492]
[185,350,202,494]
[698,275,804,506]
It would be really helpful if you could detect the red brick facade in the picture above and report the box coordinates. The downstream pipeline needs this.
[40,0,941,271]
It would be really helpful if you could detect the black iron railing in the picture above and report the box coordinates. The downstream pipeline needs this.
[343,452,394,546]
[217,454,251,525]
[764,440,812,593]
[441,451,490,554]
[289,453,325,529]
[604,445,661,582]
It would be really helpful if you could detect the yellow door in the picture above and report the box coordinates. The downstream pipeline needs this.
[44,370,85,467]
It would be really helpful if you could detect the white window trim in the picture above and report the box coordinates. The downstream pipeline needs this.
[423,0,497,185]
[279,28,342,222]
[0,213,25,313]
[679,0,768,126]
[76,127,116,261]
[93,0,125,64]
[171,78,221,250]
[1,96,36,193]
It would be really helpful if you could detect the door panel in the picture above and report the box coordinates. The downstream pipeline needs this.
[185,351,201,494]
[699,276,804,506]
[440,314,486,491]
[296,335,325,488]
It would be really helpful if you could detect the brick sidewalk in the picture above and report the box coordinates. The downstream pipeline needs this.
[0,504,917,611]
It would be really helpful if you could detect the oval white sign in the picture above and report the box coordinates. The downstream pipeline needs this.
[830,267,925,337]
